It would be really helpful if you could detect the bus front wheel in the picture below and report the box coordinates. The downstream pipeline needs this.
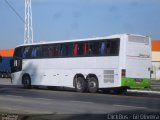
[75,77,87,93]
[22,75,31,89]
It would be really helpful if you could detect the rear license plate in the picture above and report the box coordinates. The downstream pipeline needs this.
[135,79,142,84]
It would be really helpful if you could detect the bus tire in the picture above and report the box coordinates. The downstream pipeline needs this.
[88,77,98,93]
[75,77,87,93]
[22,75,31,89]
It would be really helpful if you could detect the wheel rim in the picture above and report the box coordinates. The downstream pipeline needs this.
[23,76,30,88]
[77,81,82,90]
[89,81,96,88]
[25,79,29,85]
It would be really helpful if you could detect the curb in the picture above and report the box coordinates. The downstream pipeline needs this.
[127,89,160,94]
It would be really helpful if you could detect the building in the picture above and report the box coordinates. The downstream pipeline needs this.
[151,40,160,80]
[0,49,14,77]
[0,49,14,57]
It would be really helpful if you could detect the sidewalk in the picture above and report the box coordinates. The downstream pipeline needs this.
[0,78,11,85]
[127,80,160,94]
[127,89,160,94]
[150,80,160,90]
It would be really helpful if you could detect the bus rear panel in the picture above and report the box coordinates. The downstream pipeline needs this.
[121,35,151,89]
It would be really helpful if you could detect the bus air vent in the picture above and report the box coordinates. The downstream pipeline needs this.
[103,70,114,83]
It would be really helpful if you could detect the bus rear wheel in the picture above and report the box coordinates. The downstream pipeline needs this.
[23,75,31,89]
[75,77,87,93]
[88,77,98,93]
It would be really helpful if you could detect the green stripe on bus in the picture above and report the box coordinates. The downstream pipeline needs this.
[121,78,151,89]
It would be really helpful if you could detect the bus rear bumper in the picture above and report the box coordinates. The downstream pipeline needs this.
[121,78,151,89]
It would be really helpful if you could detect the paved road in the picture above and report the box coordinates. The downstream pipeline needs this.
[0,78,160,115]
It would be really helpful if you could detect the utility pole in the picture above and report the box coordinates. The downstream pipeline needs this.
[24,0,33,44]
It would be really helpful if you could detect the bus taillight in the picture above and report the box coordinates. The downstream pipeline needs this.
[121,69,126,77]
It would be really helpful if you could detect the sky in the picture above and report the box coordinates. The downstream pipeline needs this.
[0,0,160,49]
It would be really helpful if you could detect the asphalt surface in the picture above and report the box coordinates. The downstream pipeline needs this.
[0,78,160,119]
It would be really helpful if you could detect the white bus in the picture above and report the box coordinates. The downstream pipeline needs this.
[11,34,152,93]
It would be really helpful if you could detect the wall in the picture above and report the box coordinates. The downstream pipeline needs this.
[0,49,14,77]
[151,40,160,80]
[0,49,14,57]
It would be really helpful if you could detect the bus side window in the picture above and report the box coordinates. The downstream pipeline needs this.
[57,44,61,57]
[23,47,30,59]
[111,40,120,56]
[65,44,69,57]
[28,47,33,58]
[61,44,67,57]
[59,44,62,56]
[37,46,43,58]
[35,47,39,58]
[93,42,100,55]
[31,47,35,58]
[55,44,60,57]
[83,42,89,56]
[53,44,58,57]
[52,45,57,57]
[89,42,100,56]
[42,46,49,58]
[88,42,93,56]
[31,47,37,58]
[68,43,73,57]
[34,47,38,58]
[22,48,26,58]
[106,40,120,56]
[106,41,111,56]
[77,43,83,56]
[60,44,66,57]
[48,46,53,57]
[73,43,78,56]
[100,41,106,56]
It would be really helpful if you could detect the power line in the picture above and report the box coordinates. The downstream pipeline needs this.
[4,0,25,23]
